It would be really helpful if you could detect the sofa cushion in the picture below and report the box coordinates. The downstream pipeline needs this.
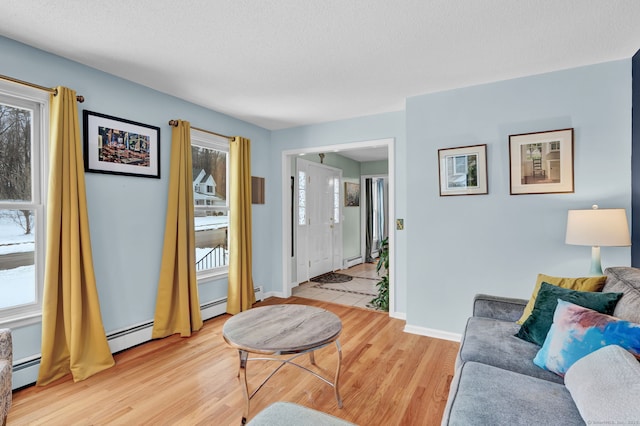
[442,361,583,426]
[534,300,640,376]
[247,402,355,425]
[517,273,607,324]
[564,345,640,425]
[603,266,640,323]
[515,282,622,346]
[459,317,563,384]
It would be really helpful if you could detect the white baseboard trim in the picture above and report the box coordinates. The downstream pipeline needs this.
[107,286,263,353]
[12,286,264,390]
[390,311,406,320]
[263,290,285,299]
[403,324,461,342]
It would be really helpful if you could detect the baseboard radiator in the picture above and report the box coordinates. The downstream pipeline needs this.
[343,256,363,268]
[12,286,263,389]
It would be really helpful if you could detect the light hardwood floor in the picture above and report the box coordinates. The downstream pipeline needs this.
[8,297,459,426]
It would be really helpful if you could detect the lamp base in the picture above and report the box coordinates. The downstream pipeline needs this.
[589,246,603,276]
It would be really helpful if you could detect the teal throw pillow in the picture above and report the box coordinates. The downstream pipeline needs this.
[515,282,623,346]
[534,300,640,376]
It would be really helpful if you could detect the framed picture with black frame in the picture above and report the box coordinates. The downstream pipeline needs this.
[438,144,488,196]
[83,110,160,179]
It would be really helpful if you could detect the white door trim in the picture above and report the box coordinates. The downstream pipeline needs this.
[280,138,397,317]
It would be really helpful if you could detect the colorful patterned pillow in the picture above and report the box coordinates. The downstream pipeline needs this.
[515,282,622,346]
[533,300,640,376]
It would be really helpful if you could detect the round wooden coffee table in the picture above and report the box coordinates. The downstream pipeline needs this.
[223,304,343,424]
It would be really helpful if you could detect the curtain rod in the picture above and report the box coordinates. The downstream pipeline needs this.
[168,119,233,141]
[0,74,85,102]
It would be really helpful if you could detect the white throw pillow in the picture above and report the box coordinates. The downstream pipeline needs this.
[564,345,640,424]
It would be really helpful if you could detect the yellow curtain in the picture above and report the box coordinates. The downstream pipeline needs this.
[152,120,203,338]
[227,136,255,314]
[37,87,115,386]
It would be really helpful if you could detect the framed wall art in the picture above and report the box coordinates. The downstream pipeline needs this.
[438,144,488,196]
[83,110,160,178]
[345,182,360,206]
[251,176,265,204]
[509,128,573,195]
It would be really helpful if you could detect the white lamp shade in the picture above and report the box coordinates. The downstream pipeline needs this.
[566,208,631,247]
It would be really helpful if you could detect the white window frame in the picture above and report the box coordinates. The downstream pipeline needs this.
[191,129,229,281]
[0,80,49,327]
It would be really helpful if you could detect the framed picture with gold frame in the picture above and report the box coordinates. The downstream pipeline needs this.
[509,128,574,195]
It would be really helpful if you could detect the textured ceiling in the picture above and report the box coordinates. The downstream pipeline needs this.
[1,1,640,131]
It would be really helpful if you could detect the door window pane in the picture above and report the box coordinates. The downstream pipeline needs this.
[298,170,306,225]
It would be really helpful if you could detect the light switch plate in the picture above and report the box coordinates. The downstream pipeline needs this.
[396,219,404,230]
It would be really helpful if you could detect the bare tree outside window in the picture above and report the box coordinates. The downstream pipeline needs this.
[0,104,33,234]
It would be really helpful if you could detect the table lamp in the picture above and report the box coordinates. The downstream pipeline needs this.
[565,205,631,276]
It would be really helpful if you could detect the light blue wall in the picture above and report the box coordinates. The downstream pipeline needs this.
[406,60,632,334]
[1,36,273,368]
[271,113,408,314]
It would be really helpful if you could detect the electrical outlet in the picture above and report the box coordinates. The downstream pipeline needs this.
[396,219,404,230]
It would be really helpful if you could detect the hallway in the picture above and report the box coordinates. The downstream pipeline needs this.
[292,262,381,310]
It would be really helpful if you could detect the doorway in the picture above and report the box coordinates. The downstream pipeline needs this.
[362,175,388,263]
[281,138,396,316]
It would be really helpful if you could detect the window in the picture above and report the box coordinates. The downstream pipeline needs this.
[454,155,467,174]
[191,129,229,278]
[298,170,306,226]
[333,177,340,225]
[524,143,542,160]
[0,81,49,326]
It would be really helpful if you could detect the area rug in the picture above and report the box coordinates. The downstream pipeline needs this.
[312,282,377,297]
[310,273,378,297]
[310,272,353,283]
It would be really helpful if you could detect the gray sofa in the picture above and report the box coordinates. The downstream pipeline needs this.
[441,266,640,425]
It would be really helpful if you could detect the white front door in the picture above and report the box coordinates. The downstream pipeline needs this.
[296,159,342,282]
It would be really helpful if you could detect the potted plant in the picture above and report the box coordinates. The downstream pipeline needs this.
[370,237,389,311]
